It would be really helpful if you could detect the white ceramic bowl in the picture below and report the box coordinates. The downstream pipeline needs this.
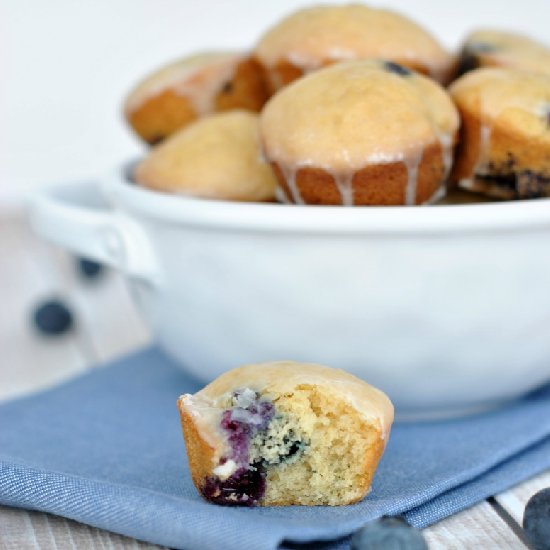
[29,169,550,418]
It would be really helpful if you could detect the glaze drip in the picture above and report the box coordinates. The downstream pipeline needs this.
[404,152,423,205]
[334,172,355,206]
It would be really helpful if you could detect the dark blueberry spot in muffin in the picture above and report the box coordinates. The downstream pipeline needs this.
[523,488,550,550]
[383,61,412,76]
[456,42,497,76]
[77,257,104,280]
[517,170,550,199]
[281,440,303,461]
[147,135,164,146]
[456,53,479,76]
[221,81,234,94]
[201,467,266,506]
[476,169,550,199]
[476,173,517,192]
[467,41,497,53]
[32,299,74,336]
[351,516,428,550]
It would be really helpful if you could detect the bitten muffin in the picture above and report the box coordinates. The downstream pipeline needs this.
[178,361,393,506]
[457,30,550,78]
[259,59,460,206]
[254,4,453,93]
[134,111,277,202]
[449,68,550,199]
[124,52,268,144]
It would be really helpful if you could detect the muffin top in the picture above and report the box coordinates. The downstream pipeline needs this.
[254,4,452,81]
[134,110,277,201]
[259,59,459,173]
[449,68,550,138]
[182,360,394,441]
[460,29,550,76]
[124,51,244,115]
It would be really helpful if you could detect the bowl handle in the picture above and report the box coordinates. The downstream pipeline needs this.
[28,180,161,285]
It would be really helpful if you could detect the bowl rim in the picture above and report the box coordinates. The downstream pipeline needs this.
[103,163,550,234]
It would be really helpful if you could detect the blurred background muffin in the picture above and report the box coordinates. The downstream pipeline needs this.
[254,4,454,94]
[450,67,550,199]
[457,30,550,77]
[260,59,459,206]
[134,110,277,201]
[124,52,268,144]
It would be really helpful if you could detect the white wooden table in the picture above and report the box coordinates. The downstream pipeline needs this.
[0,213,548,549]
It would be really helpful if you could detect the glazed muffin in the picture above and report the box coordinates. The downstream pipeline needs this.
[457,30,550,77]
[124,52,269,144]
[259,59,460,206]
[134,111,277,202]
[449,68,550,199]
[254,4,453,93]
[178,361,393,506]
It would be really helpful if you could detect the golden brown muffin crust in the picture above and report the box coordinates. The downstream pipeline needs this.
[134,110,278,201]
[260,59,458,205]
[458,29,550,77]
[125,53,269,144]
[450,68,550,198]
[254,4,453,89]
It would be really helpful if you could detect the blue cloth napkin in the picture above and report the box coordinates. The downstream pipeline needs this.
[1,347,549,550]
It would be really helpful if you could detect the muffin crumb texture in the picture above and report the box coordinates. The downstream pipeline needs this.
[178,361,393,507]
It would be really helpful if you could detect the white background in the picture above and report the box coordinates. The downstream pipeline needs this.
[3,0,548,205]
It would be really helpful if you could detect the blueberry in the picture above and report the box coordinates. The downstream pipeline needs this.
[467,41,496,53]
[351,516,428,550]
[383,61,412,76]
[523,488,550,550]
[76,257,104,280]
[32,299,74,336]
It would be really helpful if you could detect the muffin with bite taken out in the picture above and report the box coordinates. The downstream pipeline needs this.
[178,360,393,506]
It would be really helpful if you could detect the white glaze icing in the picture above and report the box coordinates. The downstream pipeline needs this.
[213,459,238,480]
[424,182,448,204]
[333,172,355,206]
[476,123,493,175]
[438,132,454,181]
[404,151,422,206]
[183,361,394,443]
[279,164,305,204]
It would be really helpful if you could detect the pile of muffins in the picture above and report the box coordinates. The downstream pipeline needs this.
[126,4,550,206]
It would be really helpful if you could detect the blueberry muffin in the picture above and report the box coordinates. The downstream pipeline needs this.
[457,30,550,77]
[259,59,459,206]
[124,52,268,144]
[449,68,550,199]
[254,4,453,93]
[134,111,277,202]
[178,361,393,506]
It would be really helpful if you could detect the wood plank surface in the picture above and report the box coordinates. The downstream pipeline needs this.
[0,213,547,549]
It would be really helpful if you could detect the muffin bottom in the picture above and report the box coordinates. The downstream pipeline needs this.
[452,107,550,199]
[271,141,452,206]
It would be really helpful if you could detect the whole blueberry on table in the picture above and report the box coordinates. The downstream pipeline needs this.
[351,516,428,550]
[523,488,550,550]
[76,257,104,280]
[32,299,74,336]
